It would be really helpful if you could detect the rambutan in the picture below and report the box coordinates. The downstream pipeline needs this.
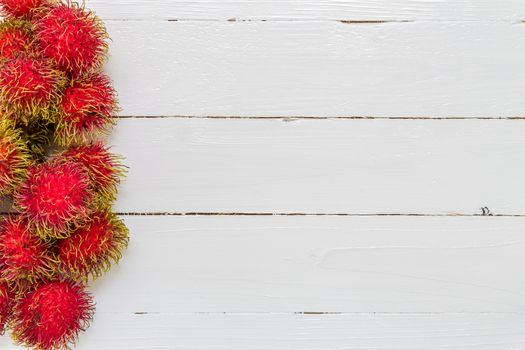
[0,216,55,284]
[0,1,128,346]
[0,281,13,334]
[35,2,108,76]
[0,57,64,121]
[11,280,94,349]
[54,74,117,145]
[58,211,128,281]
[14,160,93,239]
[0,0,46,18]
[17,118,53,160]
[0,20,34,61]
[57,144,125,205]
[0,123,31,196]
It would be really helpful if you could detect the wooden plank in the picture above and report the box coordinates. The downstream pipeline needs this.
[1,312,521,350]
[89,0,525,21]
[104,21,525,118]
[90,215,525,313]
[112,118,525,215]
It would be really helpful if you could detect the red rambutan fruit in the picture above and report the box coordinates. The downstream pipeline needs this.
[0,20,34,61]
[0,281,14,334]
[0,124,31,196]
[35,3,108,76]
[57,144,125,205]
[58,211,128,281]
[0,216,55,284]
[14,160,94,239]
[11,280,94,349]
[0,57,64,121]
[54,74,117,145]
[0,0,46,18]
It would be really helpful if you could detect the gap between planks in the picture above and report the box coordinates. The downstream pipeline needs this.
[102,18,525,24]
[123,311,523,316]
[117,115,525,120]
[0,212,516,217]
[114,212,515,217]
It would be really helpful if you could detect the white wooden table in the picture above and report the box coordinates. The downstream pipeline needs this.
[3,1,525,348]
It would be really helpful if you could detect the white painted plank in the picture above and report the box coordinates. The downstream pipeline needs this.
[104,21,525,118]
[2,312,523,350]
[112,118,525,215]
[91,216,525,312]
[3,312,525,349]
[88,0,525,21]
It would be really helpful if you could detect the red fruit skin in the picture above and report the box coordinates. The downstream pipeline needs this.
[0,217,55,284]
[59,144,125,203]
[0,23,33,61]
[11,280,94,350]
[58,211,129,280]
[0,0,45,18]
[15,161,93,239]
[0,57,63,118]
[55,74,117,144]
[0,281,13,334]
[36,3,108,76]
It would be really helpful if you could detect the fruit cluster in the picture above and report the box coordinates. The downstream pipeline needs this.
[0,0,128,349]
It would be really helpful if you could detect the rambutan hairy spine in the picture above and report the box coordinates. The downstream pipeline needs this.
[0,1,128,346]
[10,279,95,350]
[35,2,108,76]
[0,216,56,285]
[0,281,14,334]
[57,143,126,206]
[0,122,32,196]
[0,19,34,61]
[0,56,65,123]
[16,117,54,161]
[53,73,118,146]
[58,211,129,281]
[14,160,94,240]
[0,0,47,18]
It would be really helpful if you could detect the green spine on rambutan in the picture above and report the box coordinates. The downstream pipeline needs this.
[0,57,66,125]
[14,159,96,240]
[58,212,129,282]
[0,216,58,286]
[50,74,119,147]
[54,144,127,209]
[16,117,53,160]
[0,120,32,196]
[0,19,34,62]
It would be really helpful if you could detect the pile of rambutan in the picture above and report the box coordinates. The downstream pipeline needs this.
[0,0,128,349]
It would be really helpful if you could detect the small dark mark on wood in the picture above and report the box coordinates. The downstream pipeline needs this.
[480,207,493,216]
[341,20,386,24]
[340,20,414,24]
[134,312,149,315]
[227,17,236,22]
[296,312,342,315]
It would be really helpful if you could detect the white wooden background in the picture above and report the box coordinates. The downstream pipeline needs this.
[3,1,525,348]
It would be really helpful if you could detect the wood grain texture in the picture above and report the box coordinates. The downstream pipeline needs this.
[112,118,525,215]
[11,312,525,350]
[104,21,525,118]
[89,0,525,21]
[89,215,525,313]
[3,312,525,349]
